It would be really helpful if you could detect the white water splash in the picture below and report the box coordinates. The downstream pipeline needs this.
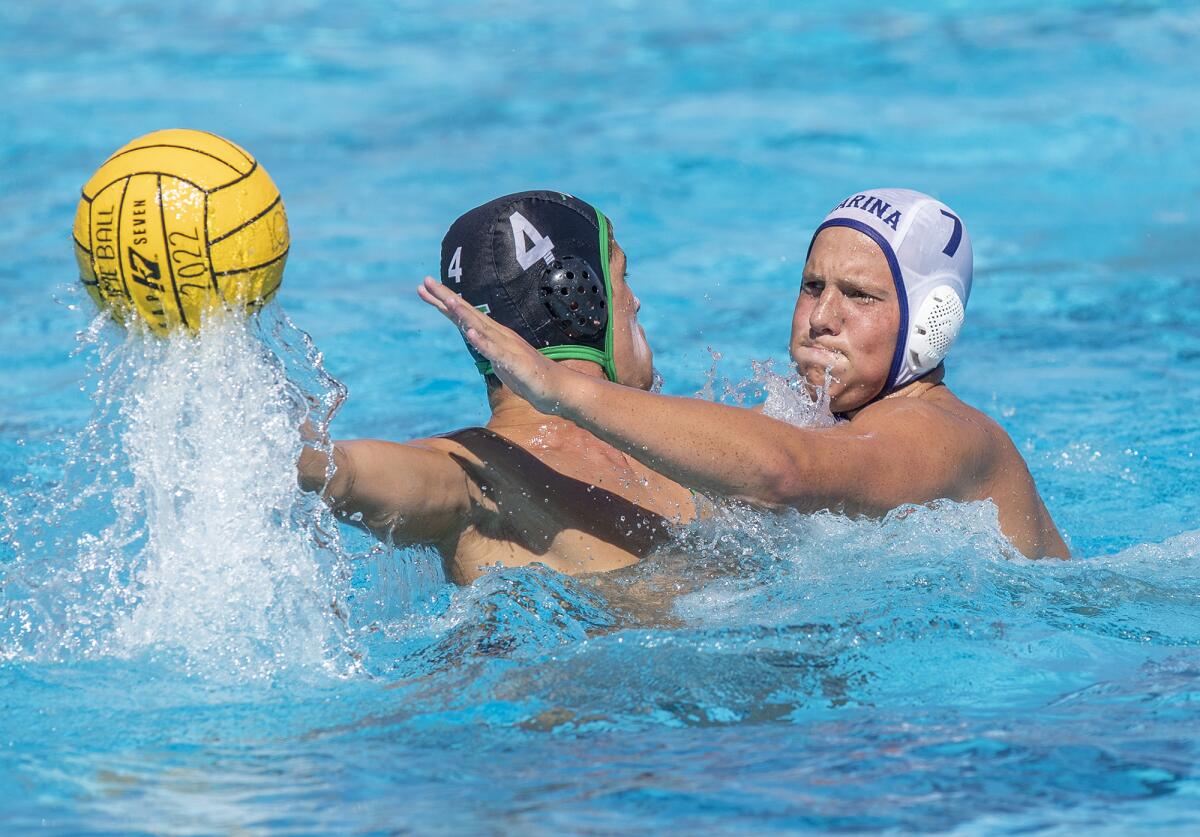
[111,315,348,676]
[1,308,359,679]
[756,360,838,428]
[696,351,837,428]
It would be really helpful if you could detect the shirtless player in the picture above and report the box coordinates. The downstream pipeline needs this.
[421,188,1069,559]
[300,191,695,584]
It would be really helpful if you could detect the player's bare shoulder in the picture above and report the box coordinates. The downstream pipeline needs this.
[923,386,1028,470]
[847,384,1013,496]
[849,384,994,440]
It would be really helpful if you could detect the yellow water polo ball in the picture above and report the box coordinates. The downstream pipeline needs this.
[73,128,289,335]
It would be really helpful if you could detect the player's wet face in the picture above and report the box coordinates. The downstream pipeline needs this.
[609,241,655,390]
[790,226,901,413]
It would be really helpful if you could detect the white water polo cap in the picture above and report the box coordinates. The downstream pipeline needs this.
[809,188,973,393]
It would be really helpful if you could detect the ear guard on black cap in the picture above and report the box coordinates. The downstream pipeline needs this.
[440,190,618,381]
[539,255,607,340]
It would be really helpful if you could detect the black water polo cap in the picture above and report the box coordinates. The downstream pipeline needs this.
[440,190,617,381]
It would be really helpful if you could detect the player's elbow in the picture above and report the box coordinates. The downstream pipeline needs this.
[299,442,357,506]
[746,449,816,510]
[746,447,886,515]
[297,444,330,493]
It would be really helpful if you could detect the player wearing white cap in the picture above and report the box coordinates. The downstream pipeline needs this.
[421,188,1070,559]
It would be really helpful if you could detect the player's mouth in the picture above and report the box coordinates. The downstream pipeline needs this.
[793,342,846,363]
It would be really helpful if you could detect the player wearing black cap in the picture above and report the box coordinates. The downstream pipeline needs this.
[300,191,693,584]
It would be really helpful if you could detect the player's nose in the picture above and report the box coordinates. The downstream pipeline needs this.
[808,289,841,335]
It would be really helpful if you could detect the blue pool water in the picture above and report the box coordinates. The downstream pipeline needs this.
[3,1,1200,832]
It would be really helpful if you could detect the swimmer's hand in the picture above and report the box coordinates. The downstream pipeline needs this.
[419,277,569,413]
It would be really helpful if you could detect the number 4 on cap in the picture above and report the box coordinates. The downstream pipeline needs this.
[510,211,555,270]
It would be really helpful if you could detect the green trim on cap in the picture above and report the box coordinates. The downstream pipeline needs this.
[476,344,610,377]
[594,209,618,382]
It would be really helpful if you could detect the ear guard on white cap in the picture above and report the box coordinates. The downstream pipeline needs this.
[907,285,965,371]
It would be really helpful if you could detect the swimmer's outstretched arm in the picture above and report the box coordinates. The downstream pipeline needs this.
[419,278,964,516]
[298,432,472,546]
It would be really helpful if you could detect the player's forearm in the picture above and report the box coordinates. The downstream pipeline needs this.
[554,374,813,507]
